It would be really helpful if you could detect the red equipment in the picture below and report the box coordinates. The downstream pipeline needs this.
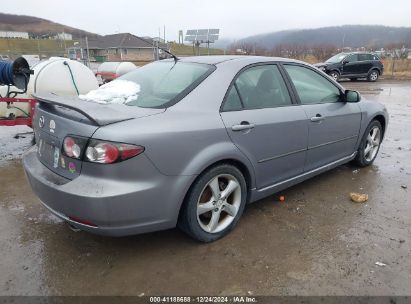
[0,57,35,127]
[0,97,36,127]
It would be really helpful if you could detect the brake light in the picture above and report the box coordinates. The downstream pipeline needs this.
[62,136,144,164]
[85,140,144,164]
[63,136,86,159]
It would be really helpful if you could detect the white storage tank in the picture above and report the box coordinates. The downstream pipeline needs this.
[27,57,99,96]
[96,62,137,83]
[0,58,98,119]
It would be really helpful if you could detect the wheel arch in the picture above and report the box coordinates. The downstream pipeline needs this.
[329,69,340,75]
[177,157,254,221]
[372,114,386,137]
[368,67,381,75]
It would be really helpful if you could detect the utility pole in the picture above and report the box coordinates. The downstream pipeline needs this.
[6,35,11,56]
[63,31,67,54]
[85,36,90,67]
[37,39,41,57]
[342,33,346,50]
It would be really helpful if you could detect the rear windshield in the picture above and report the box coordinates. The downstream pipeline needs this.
[80,61,215,108]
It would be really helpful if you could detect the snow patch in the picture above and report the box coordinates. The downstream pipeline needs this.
[79,80,140,104]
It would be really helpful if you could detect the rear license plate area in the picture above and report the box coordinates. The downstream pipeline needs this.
[37,132,60,169]
[38,140,60,168]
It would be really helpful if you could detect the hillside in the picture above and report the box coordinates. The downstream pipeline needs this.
[0,12,97,38]
[236,25,411,49]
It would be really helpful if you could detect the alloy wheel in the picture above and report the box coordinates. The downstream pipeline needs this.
[370,71,378,81]
[364,126,381,162]
[330,72,339,81]
[196,174,242,234]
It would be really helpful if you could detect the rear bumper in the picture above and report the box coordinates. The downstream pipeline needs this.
[23,147,195,236]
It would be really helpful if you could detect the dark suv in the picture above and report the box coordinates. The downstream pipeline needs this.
[314,52,384,82]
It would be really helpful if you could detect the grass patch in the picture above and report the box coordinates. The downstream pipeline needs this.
[169,42,224,56]
[0,38,75,57]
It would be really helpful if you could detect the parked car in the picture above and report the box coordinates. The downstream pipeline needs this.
[314,52,384,82]
[23,56,388,242]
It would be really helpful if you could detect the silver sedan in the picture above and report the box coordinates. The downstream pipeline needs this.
[23,56,388,242]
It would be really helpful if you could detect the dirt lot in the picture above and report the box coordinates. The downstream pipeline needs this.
[0,80,410,296]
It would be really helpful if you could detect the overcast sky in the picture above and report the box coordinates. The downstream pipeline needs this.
[3,0,411,41]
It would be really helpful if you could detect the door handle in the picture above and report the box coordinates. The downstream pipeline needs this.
[231,121,255,131]
[310,114,325,122]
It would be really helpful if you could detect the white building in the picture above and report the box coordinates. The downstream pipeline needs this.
[54,33,73,41]
[0,31,29,39]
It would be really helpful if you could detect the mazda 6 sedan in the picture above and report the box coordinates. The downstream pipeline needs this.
[23,56,388,242]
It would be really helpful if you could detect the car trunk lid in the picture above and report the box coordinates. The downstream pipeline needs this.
[33,93,165,179]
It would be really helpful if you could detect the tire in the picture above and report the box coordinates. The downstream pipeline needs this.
[354,120,383,167]
[367,70,379,82]
[178,164,247,242]
[329,71,340,82]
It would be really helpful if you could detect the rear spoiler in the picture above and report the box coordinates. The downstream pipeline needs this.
[33,93,136,126]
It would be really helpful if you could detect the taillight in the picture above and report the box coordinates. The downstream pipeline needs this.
[62,136,144,164]
[85,139,144,164]
[62,136,87,159]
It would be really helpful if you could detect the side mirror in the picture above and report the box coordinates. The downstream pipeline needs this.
[342,60,349,65]
[344,90,361,103]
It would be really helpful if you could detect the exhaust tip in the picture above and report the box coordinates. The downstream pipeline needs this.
[67,222,81,232]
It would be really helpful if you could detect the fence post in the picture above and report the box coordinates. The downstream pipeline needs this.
[391,59,395,77]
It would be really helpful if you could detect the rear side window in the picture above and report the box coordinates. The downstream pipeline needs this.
[284,65,341,105]
[226,65,292,110]
[358,54,369,61]
[223,86,243,111]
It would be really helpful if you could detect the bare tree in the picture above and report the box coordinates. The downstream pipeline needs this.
[271,44,284,57]
[311,44,337,61]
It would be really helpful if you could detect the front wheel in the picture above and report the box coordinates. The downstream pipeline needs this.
[354,120,383,167]
[367,70,379,82]
[178,164,247,242]
[329,71,340,82]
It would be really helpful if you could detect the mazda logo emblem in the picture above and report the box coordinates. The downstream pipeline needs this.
[39,116,45,128]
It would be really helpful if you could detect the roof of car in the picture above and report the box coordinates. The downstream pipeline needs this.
[340,51,377,55]
[167,55,302,65]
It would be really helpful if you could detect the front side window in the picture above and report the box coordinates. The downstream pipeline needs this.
[284,65,341,105]
[346,54,358,62]
[228,65,292,110]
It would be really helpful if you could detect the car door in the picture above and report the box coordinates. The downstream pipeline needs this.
[220,64,309,189]
[341,54,359,76]
[357,53,374,74]
[283,64,362,171]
